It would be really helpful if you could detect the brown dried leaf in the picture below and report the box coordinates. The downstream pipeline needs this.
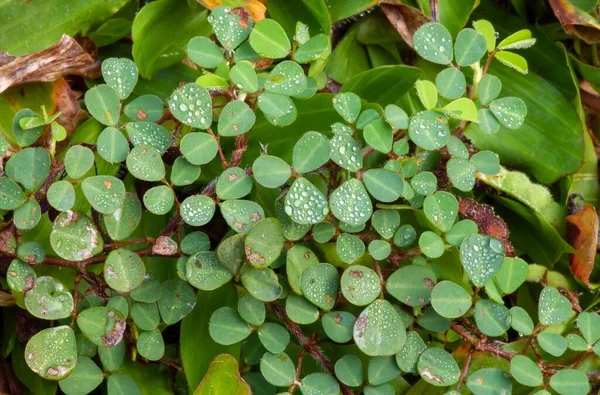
[0,35,99,94]
[549,0,600,44]
[458,198,516,257]
[380,0,430,48]
[51,78,84,133]
[198,0,266,21]
[566,204,598,286]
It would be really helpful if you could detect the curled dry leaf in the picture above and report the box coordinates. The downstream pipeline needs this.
[458,198,515,257]
[380,0,430,48]
[198,0,266,21]
[566,204,598,286]
[0,34,99,94]
[51,78,84,133]
[549,0,600,44]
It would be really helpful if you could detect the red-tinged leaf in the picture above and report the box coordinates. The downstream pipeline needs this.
[567,204,598,286]
[549,0,600,44]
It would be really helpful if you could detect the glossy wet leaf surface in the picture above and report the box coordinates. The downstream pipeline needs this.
[25,276,73,320]
[50,211,104,261]
[168,83,212,128]
[104,248,146,293]
[417,347,459,387]
[25,326,77,380]
[460,235,505,287]
[353,299,406,356]
[301,263,339,310]
[329,178,373,226]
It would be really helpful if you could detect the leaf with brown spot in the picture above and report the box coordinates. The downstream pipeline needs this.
[193,354,251,395]
[549,0,600,44]
[380,0,430,48]
[567,204,598,286]
[198,0,266,21]
[0,35,99,94]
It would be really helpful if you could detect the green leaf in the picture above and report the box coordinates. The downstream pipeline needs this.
[194,354,250,394]
[104,248,146,293]
[419,231,445,258]
[221,199,265,233]
[25,326,77,380]
[493,257,527,294]
[209,307,252,345]
[292,131,330,173]
[332,92,361,123]
[245,218,284,268]
[510,355,542,387]
[13,199,41,230]
[104,193,142,241]
[335,354,363,387]
[102,58,138,100]
[330,132,363,171]
[0,0,127,55]
[106,374,141,395]
[143,185,175,215]
[136,329,164,361]
[473,19,496,52]
[447,157,477,191]
[257,322,290,354]
[477,74,502,105]
[187,37,224,69]
[474,300,511,336]
[371,210,400,239]
[131,302,160,331]
[180,195,216,226]
[362,169,402,203]
[329,178,372,226]
[415,80,438,110]
[538,286,572,326]
[477,108,501,134]
[230,61,258,93]
[126,145,166,181]
[408,110,450,150]
[387,265,437,307]
[249,19,291,59]
[51,211,104,261]
[13,109,43,147]
[436,68,466,100]
[286,245,319,295]
[132,0,210,79]
[466,368,512,395]
[252,156,291,188]
[216,167,252,199]
[157,279,196,324]
[300,373,340,395]
[577,312,600,345]
[258,92,294,117]
[340,65,421,107]
[323,311,356,343]
[186,251,232,290]
[423,191,458,232]
[494,51,528,74]
[84,84,120,126]
[454,28,487,66]
[259,352,295,387]
[284,177,329,224]
[510,306,537,335]
[417,347,459,387]
[471,150,500,174]
[7,259,36,293]
[497,29,536,50]
[219,101,256,137]
[549,369,590,395]
[443,98,478,122]
[567,334,589,351]
[364,119,393,153]
[431,280,472,318]
[130,276,162,303]
[171,157,201,186]
[460,235,505,287]
[293,34,329,63]
[336,233,366,264]
[301,263,339,311]
[286,294,319,324]
[124,95,164,123]
[368,356,400,386]
[24,276,73,320]
[168,83,212,129]
[64,145,94,180]
[396,331,427,374]
[82,175,126,214]
[413,23,453,65]
[0,177,26,210]
[8,147,51,191]
[58,356,103,395]
[126,122,171,154]
[97,127,130,163]
[238,294,265,326]
[209,5,252,50]
[368,240,391,260]
[489,96,527,130]
[77,306,126,347]
[537,330,567,357]
[265,61,307,97]
[354,299,406,356]
[241,268,282,302]
[340,265,381,306]
[384,105,409,129]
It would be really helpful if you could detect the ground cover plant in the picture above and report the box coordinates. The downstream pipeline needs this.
[1,0,600,394]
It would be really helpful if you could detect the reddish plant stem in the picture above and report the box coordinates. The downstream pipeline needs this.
[288,348,306,393]
[455,347,473,390]
[266,302,355,395]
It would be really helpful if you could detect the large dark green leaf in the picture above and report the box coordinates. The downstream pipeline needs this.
[0,0,128,55]
[267,0,330,39]
[327,0,377,22]
[132,0,211,79]
[493,196,573,267]
[466,65,584,184]
[341,65,421,107]
[193,354,251,395]
[417,0,477,37]
[181,285,241,391]
[115,359,171,395]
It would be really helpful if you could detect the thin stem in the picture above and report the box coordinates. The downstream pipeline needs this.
[455,347,473,390]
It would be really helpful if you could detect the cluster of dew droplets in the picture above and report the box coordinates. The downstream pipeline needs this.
[409,111,450,143]
[284,178,329,225]
[207,6,251,50]
[490,98,526,129]
[413,23,453,64]
[101,58,138,98]
[329,179,372,226]
[460,235,504,286]
[337,234,364,263]
[302,264,338,309]
[181,195,214,226]
[0,178,24,209]
[127,122,171,154]
[266,61,307,96]
[26,326,75,378]
[330,133,362,171]
[145,187,173,214]
[342,266,381,305]
[169,84,212,128]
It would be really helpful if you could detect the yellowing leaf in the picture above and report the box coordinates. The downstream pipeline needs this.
[199,0,266,21]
